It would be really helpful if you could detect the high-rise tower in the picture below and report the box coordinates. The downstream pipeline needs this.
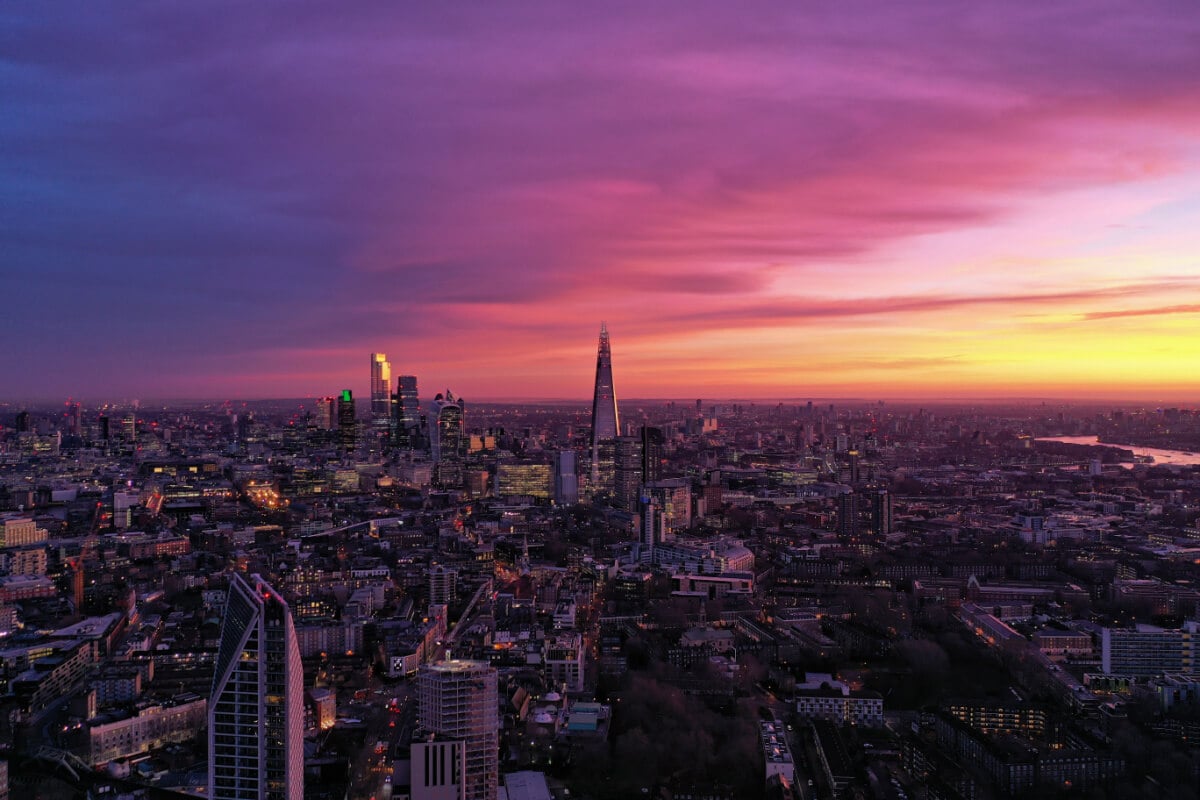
[394,375,421,448]
[337,389,356,454]
[209,573,304,800]
[431,391,466,488]
[417,660,499,800]
[613,436,643,511]
[370,353,392,443]
[589,323,619,491]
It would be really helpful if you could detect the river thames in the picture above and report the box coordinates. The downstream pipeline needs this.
[1036,436,1200,467]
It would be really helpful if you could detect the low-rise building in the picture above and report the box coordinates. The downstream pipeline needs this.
[795,682,884,727]
[86,694,207,766]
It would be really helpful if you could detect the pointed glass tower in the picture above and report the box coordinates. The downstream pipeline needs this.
[589,322,620,488]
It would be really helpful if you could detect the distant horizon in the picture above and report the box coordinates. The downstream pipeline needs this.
[2,393,1197,409]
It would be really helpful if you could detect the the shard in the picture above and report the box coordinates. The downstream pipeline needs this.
[589,322,620,488]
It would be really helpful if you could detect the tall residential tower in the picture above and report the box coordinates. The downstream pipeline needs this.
[589,323,619,491]
[209,573,304,800]
[417,660,499,800]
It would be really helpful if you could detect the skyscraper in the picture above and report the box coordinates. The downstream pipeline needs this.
[868,488,893,536]
[314,396,335,430]
[337,389,356,454]
[613,425,664,511]
[394,375,421,448]
[639,493,667,564]
[837,489,860,539]
[613,436,643,512]
[589,323,619,491]
[209,573,304,800]
[431,391,466,488]
[417,660,499,800]
[370,353,392,443]
[641,425,665,485]
[553,450,578,505]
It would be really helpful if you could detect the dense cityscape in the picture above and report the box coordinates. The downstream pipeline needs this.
[1,327,1199,800]
[8,4,1200,800]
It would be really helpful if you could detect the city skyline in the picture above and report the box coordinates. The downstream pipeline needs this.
[5,3,1200,401]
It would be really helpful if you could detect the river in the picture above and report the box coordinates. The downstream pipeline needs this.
[1036,435,1200,466]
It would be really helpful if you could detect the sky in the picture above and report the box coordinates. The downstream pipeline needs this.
[4,1,1200,403]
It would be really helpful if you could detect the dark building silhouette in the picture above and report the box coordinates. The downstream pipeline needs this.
[613,426,665,511]
[869,488,894,536]
[613,436,643,511]
[393,375,421,448]
[641,425,664,484]
[337,389,356,453]
[837,489,860,539]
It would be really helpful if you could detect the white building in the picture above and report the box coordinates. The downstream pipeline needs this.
[412,739,465,800]
[794,675,884,727]
[418,660,499,800]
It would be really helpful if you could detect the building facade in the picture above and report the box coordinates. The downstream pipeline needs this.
[1101,622,1198,677]
[411,739,466,800]
[209,574,304,800]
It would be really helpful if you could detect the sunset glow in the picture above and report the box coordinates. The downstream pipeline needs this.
[4,2,1200,400]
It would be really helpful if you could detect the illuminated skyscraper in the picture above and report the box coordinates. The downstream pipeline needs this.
[589,323,619,491]
[394,375,421,448]
[431,391,466,488]
[209,574,304,800]
[370,353,392,443]
[418,660,499,800]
